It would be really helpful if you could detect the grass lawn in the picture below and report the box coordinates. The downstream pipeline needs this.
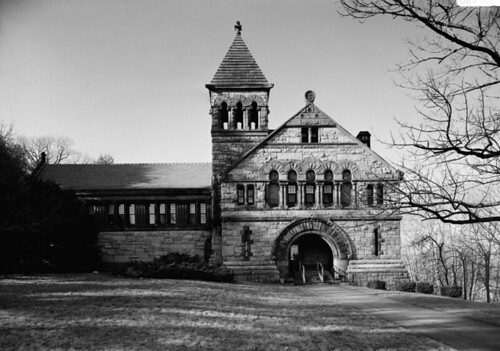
[0,274,453,351]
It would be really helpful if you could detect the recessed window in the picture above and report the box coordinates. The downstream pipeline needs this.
[323,170,334,206]
[235,102,243,130]
[159,203,166,225]
[237,184,245,205]
[376,184,384,205]
[189,203,197,224]
[267,170,280,208]
[200,203,207,224]
[220,102,229,130]
[149,204,156,225]
[170,203,177,224]
[366,184,374,206]
[249,101,258,130]
[247,185,255,205]
[305,170,316,206]
[341,170,352,208]
[301,127,319,143]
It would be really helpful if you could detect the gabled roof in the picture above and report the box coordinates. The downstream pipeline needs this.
[37,163,212,190]
[206,33,273,90]
[224,98,395,175]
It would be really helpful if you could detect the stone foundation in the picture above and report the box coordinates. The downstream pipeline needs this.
[223,260,280,283]
[347,259,408,289]
[98,230,212,263]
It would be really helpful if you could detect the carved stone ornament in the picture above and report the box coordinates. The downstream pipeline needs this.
[213,94,266,107]
[305,90,316,103]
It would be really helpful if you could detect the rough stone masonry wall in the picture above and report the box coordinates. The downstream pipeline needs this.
[221,213,401,264]
[98,230,211,263]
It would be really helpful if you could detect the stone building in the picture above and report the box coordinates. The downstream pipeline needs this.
[37,24,407,286]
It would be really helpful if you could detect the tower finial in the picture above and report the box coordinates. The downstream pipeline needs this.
[234,21,242,35]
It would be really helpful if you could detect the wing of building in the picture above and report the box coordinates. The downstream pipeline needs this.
[37,24,407,286]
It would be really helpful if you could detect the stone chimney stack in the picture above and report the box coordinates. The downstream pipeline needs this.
[357,131,371,148]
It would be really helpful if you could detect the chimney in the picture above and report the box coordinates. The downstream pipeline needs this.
[41,152,47,164]
[357,131,371,148]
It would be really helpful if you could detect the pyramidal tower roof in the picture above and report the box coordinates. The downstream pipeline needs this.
[206,22,273,90]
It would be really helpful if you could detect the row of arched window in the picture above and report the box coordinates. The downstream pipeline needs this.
[220,101,259,130]
[264,169,383,209]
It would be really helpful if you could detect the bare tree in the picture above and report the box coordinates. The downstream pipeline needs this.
[17,135,83,170]
[340,1,500,224]
[94,153,114,165]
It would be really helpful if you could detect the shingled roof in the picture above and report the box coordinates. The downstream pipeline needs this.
[37,163,212,190]
[207,32,273,90]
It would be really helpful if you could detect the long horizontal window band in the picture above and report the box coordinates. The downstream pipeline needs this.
[86,201,210,228]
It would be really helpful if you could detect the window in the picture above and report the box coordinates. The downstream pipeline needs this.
[89,204,106,224]
[301,127,319,143]
[249,101,258,130]
[247,185,255,205]
[237,184,245,205]
[190,203,197,224]
[366,184,374,206]
[129,204,136,225]
[200,203,207,224]
[235,102,243,130]
[118,204,126,225]
[159,203,166,225]
[374,228,380,256]
[177,203,188,225]
[376,184,384,205]
[287,170,297,207]
[341,170,352,208]
[310,127,318,143]
[220,102,229,130]
[323,170,334,206]
[267,170,280,208]
[301,128,309,143]
[107,204,115,225]
[149,204,156,225]
[170,203,177,224]
[305,170,316,206]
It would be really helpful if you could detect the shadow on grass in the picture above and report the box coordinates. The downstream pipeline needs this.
[0,274,453,350]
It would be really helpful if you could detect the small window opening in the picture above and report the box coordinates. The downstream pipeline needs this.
[220,102,229,130]
[250,102,258,130]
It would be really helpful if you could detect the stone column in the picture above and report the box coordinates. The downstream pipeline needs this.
[229,108,234,130]
[317,183,323,209]
[298,182,304,209]
[353,181,358,208]
[260,107,268,130]
[243,109,248,130]
[279,182,286,209]
[335,182,341,209]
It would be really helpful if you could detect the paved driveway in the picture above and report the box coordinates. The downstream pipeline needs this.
[308,285,500,351]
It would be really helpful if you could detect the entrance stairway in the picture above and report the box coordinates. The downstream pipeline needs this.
[292,262,336,285]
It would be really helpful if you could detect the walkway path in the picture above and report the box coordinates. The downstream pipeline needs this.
[308,285,500,351]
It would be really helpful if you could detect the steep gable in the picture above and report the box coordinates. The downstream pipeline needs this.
[225,92,397,179]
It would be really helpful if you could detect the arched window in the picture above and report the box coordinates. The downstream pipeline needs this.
[249,101,258,130]
[235,102,243,130]
[220,102,229,130]
[267,171,280,208]
[376,184,384,205]
[287,170,297,207]
[247,184,255,205]
[340,170,352,208]
[323,170,334,206]
[366,184,374,206]
[237,184,245,205]
[305,170,316,206]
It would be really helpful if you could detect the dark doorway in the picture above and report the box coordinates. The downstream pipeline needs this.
[289,234,333,283]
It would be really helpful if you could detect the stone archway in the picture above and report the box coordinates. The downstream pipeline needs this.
[272,218,353,278]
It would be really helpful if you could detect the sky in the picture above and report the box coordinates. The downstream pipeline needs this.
[0,0,422,164]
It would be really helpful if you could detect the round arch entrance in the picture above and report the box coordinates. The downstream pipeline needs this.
[272,218,353,279]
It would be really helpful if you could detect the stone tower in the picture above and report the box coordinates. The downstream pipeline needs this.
[206,22,273,178]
